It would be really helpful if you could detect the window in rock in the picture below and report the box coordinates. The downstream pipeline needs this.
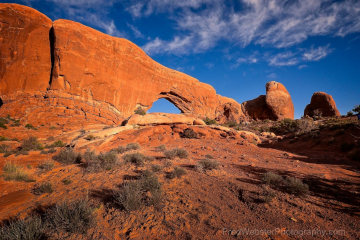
[147,98,181,114]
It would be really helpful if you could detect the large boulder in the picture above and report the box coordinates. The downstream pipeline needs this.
[241,81,294,120]
[265,81,294,120]
[215,101,246,124]
[304,92,340,117]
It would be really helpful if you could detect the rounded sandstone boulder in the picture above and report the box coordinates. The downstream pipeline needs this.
[304,92,340,117]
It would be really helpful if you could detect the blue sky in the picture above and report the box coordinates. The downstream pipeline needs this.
[3,0,360,118]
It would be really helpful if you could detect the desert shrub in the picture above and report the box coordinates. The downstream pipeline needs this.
[33,182,53,195]
[47,140,66,148]
[134,107,146,116]
[85,135,96,141]
[126,142,141,151]
[148,188,164,211]
[0,144,9,153]
[181,128,198,139]
[46,198,95,234]
[84,149,118,172]
[139,170,161,192]
[262,172,283,185]
[205,154,214,159]
[227,121,238,127]
[168,167,187,179]
[2,163,29,182]
[347,111,354,116]
[296,119,317,134]
[111,146,127,154]
[20,137,44,151]
[151,164,163,172]
[40,148,57,155]
[123,153,145,166]
[0,118,8,129]
[25,124,36,130]
[262,186,276,203]
[280,118,297,131]
[4,152,12,157]
[155,144,166,152]
[53,148,82,165]
[10,119,21,127]
[62,179,72,185]
[283,177,309,195]
[204,117,217,125]
[164,148,189,159]
[352,104,360,115]
[38,160,55,171]
[113,181,143,211]
[0,136,10,141]
[0,216,46,240]
[197,158,219,171]
[47,136,55,141]
[348,149,360,161]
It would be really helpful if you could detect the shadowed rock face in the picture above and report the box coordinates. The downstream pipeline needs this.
[304,92,340,117]
[241,81,294,120]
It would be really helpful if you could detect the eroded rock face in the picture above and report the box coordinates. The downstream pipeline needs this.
[0,4,52,97]
[304,92,340,117]
[265,81,294,120]
[241,81,294,120]
[215,101,246,124]
[124,113,198,126]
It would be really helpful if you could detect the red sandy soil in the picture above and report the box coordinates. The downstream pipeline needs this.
[0,121,359,239]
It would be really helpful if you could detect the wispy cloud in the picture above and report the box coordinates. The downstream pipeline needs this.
[132,0,360,56]
[127,23,145,38]
[268,52,299,66]
[302,44,333,61]
[298,65,308,70]
[142,36,193,55]
[204,63,214,69]
[267,73,277,79]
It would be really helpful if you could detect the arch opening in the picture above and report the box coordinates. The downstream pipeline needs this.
[0,97,3,108]
[147,98,181,114]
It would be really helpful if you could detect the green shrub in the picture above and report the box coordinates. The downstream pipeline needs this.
[33,182,53,195]
[113,181,143,211]
[134,107,146,116]
[283,177,309,196]
[62,179,72,185]
[123,153,145,166]
[151,164,163,172]
[0,136,10,141]
[340,142,354,152]
[126,142,141,151]
[53,148,82,165]
[155,144,166,152]
[262,186,276,203]
[2,162,29,182]
[38,160,55,171]
[84,149,119,172]
[20,137,44,151]
[25,124,36,130]
[204,117,217,125]
[205,154,214,159]
[168,167,187,179]
[197,158,219,171]
[46,198,95,234]
[347,111,354,116]
[0,144,9,153]
[47,140,66,148]
[85,135,96,141]
[10,119,21,127]
[262,172,283,185]
[139,170,161,192]
[180,128,198,139]
[227,121,237,127]
[4,152,12,157]
[164,148,189,159]
[111,146,127,154]
[0,216,46,240]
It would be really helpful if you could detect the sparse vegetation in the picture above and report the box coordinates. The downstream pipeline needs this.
[0,216,46,240]
[262,172,283,185]
[134,107,146,116]
[155,144,166,152]
[204,117,217,125]
[181,128,198,139]
[46,198,95,234]
[84,150,119,172]
[126,142,141,151]
[139,170,161,192]
[164,148,189,159]
[197,158,219,171]
[40,148,57,155]
[62,179,72,185]
[205,154,214,159]
[33,182,53,195]
[123,153,145,166]
[0,136,10,141]
[0,118,8,129]
[151,164,163,172]
[168,167,187,179]
[262,186,276,203]
[85,135,96,141]
[46,140,66,148]
[283,176,309,196]
[53,148,82,164]
[25,124,36,130]
[113,181,143,211]
[0,144,9,153]
[2,162,29,182]
[38,160,55,171]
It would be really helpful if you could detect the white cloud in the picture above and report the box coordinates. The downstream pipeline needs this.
[142,36,193,55]
[298,65,308,69]
[302,44,333,61]
[268,52,299,66]
[127,23,144,38]
[135,0,360,56]
[267,73,277,79]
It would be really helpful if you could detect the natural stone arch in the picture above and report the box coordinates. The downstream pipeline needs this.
[154,91,193,114]
[0,97,3,108]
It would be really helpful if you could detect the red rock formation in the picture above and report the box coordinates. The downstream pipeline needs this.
[241,81,294,120]
[265,81,294,120]
[242,95,277,120]
[0,4,52,115]
[304,92,340,117]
